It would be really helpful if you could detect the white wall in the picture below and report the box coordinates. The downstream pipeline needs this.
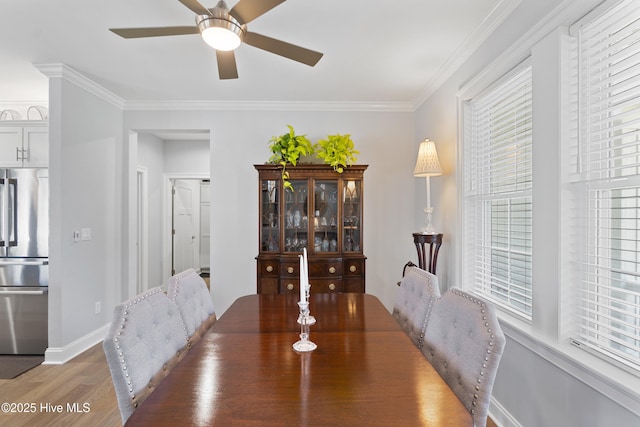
[415,0,640,425]
[163,139,210,174]
[47,69,122,361]
[124,109,417,315]
[137,133,164,288]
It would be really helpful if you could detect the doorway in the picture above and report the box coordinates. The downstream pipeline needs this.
[133,130,211,294]
[168,177,211,276]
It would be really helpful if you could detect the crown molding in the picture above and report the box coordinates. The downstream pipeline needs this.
[122,100,414,113]
[457,0,602,101]
[412,0,523,110]
[35,63,125,109]
[29,65,413,112]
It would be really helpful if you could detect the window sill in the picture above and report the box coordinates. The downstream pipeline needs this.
[496,310,640,417]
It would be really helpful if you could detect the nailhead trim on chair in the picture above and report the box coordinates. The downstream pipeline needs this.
[392,266,441,349]
[107,286,190,416]
[114,288,164,400]
[421,287,506,427]
[417,286,437,350]
[168,268,216,346]
[449,288,496,414]
[167,271,193,342]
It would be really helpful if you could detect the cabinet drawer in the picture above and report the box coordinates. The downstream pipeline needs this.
[309,260,342,276]
[258,260,279,276]
[280,260,300,277]
[343,277,364,293]
[258,278,279,294]
[344,259,364,276]
[310,278,342,293]
[280,278,301,294]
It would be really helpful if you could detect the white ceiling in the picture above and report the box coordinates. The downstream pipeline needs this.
[0,0,514,107]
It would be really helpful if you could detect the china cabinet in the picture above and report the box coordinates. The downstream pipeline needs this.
[255,164,367,294]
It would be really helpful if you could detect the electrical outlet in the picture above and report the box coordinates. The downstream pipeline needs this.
[73,230,81,242]
[95,301,101,315]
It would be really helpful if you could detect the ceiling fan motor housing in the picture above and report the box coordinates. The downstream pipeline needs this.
[196,5,246,50]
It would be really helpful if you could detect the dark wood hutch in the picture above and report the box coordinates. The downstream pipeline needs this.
[255,164,367,294]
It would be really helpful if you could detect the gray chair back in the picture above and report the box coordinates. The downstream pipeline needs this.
[421,288,506,427]
[103,287,189,424]
[167,268,216,344]
[392,265,441,349]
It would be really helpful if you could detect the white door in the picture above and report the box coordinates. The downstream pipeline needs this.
[172,180,197,275]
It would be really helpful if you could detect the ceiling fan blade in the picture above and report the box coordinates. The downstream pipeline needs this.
[110,26,200,38]
[243,32,323,67]
[216,50,239,79]
[229,0,286,24]
[178,0,212,16]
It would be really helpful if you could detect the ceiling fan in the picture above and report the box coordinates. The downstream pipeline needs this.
[109,0,323,79]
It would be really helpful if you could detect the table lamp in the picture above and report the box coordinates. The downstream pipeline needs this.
[413,138,442,234]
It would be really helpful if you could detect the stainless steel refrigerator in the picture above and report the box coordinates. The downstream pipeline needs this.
[0,168,48,354]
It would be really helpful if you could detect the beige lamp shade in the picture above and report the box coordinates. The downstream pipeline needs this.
[414,138,441,233]
[413,139,442,177]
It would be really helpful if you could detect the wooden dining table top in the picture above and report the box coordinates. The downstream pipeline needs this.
[125,293,473,427]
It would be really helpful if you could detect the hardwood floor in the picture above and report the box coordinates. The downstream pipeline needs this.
[0,344,120,427]
[0,341,500,427]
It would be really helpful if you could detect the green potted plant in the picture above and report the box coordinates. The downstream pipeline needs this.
[315,133,359,173]
[268,125,314,191]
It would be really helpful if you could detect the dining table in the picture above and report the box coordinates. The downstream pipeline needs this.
[125,293,473,426]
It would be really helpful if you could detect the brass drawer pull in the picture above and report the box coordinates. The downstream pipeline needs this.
[266,265,274,273]
[349,265,357,273]
[287,266,294,274]
[328,266,336,274]
[328,283,336,291]
[287,283,294,291]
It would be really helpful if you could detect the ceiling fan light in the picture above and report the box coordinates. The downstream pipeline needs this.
[201,26,241,51]
[198,15,244,51]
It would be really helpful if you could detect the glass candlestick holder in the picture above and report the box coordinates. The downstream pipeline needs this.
[293,301,317,352]
[298,283,315,325]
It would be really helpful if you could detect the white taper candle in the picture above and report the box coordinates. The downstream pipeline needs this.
[302,247,309,298]
[299,255,305,302]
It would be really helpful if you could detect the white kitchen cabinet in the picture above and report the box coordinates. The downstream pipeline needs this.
[0,123,48,167]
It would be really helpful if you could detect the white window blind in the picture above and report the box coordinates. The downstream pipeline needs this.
[571,0,640,370]
[463,64,533,319]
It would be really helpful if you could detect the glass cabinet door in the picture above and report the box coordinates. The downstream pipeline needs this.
[312,180,339,253]
[260,179,279,252]
[283,180,308,252]
[343,179,362,252]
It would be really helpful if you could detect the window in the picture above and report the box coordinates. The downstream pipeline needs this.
[569,0,640,370]
[462,63,533,319]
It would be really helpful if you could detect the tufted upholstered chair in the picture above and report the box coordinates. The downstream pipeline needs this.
[103,287,190,424]
[392,265,441,349]
[167,268,216,345]
[421,288,506,427]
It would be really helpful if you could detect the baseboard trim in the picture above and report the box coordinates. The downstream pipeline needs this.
[43,324,110,365]
[490,397,523,427]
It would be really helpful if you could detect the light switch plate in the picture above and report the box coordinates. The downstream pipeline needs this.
[81,228,92,241]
